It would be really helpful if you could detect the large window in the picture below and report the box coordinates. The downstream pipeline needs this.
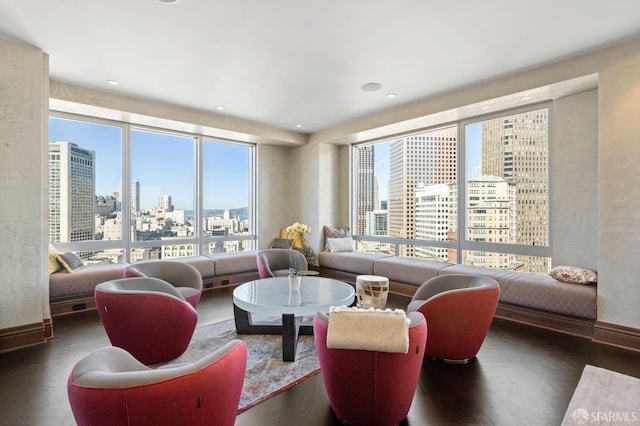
[353,105,551,274]
[49,113,255,264]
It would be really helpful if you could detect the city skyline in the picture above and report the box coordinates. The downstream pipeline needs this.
[50,117,250,211]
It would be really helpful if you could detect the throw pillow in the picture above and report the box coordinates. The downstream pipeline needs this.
[549,266,597,284]
[327,237,354,253]
[56,252,86,273]
[48,244,62,275]
[324,225,350,250]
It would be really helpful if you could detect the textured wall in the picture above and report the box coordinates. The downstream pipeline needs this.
[598,54,640,328]
[256,145,291,249]
[0,38,47,328]
[552,90,598,270]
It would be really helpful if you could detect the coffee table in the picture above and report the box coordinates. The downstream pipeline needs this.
[233,276,355,361]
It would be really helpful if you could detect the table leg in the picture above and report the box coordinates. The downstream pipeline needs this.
[282,314,301,362]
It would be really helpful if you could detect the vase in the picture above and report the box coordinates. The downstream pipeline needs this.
[288,274,301,291]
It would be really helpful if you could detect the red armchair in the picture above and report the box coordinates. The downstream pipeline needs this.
[95,277,198,364]
[407,274,500,362]
[314,309,427,426]
[124,260,203,308]
[68,342,247,426]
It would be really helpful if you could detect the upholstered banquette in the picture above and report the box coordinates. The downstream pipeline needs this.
[49,252,260,316]
[318,250,598,337]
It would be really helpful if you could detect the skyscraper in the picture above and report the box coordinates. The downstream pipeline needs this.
[48,142,95,243]
[131,179,140,214]
[480,108,549,272]
[159,194,173,212]
[388,127,457,257]
[355,145,375,235]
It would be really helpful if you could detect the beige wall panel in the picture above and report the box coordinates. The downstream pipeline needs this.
[0,38,47,328]
[552,90,598,270]
[598,53,640,328]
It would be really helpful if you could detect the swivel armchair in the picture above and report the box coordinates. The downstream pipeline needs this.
[314,308,427,426]
[124,260,203,308]
[256,249,307,278]
[68,342,247,426]
[407,274,500,362]
[95,277,198,364]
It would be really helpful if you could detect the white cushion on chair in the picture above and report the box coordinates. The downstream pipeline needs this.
[326,306,410,353]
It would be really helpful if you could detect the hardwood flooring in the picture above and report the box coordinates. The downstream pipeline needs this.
[1,288,640,426]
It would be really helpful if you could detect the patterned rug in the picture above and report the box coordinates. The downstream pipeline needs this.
[159,318,320,413]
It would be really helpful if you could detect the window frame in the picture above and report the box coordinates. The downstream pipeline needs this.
[49,110,257,262]
[351,101,553,268]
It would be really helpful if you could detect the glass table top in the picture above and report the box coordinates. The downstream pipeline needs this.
[233,276,355,317]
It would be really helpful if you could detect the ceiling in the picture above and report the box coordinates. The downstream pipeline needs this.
[1,1,639,134]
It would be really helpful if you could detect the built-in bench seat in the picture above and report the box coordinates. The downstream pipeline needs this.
[49,252,260,316]
[318,251,597,338]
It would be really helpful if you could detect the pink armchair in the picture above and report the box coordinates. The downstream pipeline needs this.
[407,274,500,362]
[68,342,247,426]
[314,309,427,426]
[124,260,203,308]
[95,277,198,364]
[256,249,307,278]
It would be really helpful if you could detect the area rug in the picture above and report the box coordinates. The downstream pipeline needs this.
[561,365,640,425]
[159,318,320,414]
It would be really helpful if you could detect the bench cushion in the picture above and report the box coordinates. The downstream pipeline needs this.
[172,255,216,279]
[438,264,597,320]
[207,252,257,275]
[49,263,128,299]
[319,251,391,275]
[374,257,453,286]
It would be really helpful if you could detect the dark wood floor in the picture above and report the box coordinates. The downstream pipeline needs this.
[2,288,640,426]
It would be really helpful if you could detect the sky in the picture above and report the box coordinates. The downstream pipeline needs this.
[49,117,249,210]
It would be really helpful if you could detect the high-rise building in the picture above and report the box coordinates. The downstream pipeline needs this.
[131,179,140,214]
[414,183,455,262]
[466,175,518,269]
[388,127,457,256]
[48,142,95,243]
[480,108,549,272]
[159,194,173,212]
[355,145,375,235]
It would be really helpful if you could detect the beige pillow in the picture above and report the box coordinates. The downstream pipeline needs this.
[48,244,62,275]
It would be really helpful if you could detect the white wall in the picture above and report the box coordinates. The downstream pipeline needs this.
[0,38,48,329]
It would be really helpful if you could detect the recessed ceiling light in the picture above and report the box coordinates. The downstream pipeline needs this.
[107,80,119,86]
[386,93,397,99]
[156,0,179,3]
[361,82,381,92]
[296,124,303,129]
[216,106,225,111]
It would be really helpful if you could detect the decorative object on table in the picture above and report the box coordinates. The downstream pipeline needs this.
[285,222,316,271]
[288,273,301,291]
[355,275,389,309]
